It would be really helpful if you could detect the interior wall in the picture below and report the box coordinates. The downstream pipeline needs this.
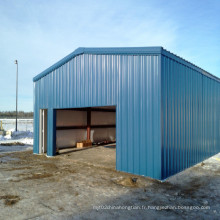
[57,129,87,148]
[91,111,115,125]
[91,128,116,142]
[91,111,116,142]
[56,110,87,126]
[56,108,116,148]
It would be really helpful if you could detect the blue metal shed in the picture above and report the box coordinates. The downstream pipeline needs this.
[33,47,220,180]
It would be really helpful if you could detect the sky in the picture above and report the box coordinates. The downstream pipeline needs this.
[0,0,220,111]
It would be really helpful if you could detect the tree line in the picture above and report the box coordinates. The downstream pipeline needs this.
[0,111,33,118]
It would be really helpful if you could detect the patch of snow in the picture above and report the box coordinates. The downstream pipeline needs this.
[0,119,33,153]
[12,130,33,139]
[0,130,33,142]
[4,134,12,140]
[20,138,33,145]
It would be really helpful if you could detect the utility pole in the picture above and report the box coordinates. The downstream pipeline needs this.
[15,60,18,132]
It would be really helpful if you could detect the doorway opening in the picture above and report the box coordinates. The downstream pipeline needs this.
[55,106,116,153]
[39,109,47,154]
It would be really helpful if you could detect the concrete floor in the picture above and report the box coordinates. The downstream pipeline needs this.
[0,145,219,220]
[58,144,116,170]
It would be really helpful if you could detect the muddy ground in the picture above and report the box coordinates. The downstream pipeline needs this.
[0,145,219,220]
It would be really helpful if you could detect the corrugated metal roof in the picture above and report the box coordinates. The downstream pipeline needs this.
[33,47,220,83]
[162,49,220,83]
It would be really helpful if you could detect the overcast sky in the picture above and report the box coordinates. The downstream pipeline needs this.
[0,0,220,111]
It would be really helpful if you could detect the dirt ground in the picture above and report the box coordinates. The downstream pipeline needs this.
[0,145,219,220]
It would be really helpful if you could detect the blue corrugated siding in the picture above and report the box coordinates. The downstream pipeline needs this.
[34,54,162,179]
[161,55,220,179]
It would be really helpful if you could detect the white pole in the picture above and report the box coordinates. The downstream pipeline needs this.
[15,60,18,132]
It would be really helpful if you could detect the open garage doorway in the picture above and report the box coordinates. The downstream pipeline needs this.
[55,106,116,166]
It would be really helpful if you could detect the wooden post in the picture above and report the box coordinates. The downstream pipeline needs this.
[87,108,91,140]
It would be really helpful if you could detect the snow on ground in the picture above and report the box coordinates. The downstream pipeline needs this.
[0,119,33,153]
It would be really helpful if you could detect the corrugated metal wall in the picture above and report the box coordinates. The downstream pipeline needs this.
[161,55,220,179]
[34,54,162,179]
